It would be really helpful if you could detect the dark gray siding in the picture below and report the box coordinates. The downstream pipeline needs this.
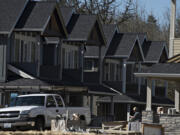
[0,35,7,82]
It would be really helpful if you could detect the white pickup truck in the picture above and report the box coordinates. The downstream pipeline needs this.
[0,94,91,130]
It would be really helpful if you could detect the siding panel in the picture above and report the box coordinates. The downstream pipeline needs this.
[0,35,7,82]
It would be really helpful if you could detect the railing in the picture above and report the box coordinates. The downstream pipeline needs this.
[40,65,60,79]
[10,62,37,76]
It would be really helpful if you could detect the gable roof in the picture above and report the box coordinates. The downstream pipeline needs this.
[134,63,180,82]
[103,24,118,46]
[84,24,118,58]
[106,33,144,60]
[15,1,67,37]
[138,33,147,46]
[0,0,28,35]
[66,14,106,46]
[60,6,74,26]
[97,94,173,106]
[143,41,168,63]
[68,14,95,41]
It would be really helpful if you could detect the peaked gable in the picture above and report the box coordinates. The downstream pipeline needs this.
[15,1,67,37]
[159,48,168,63]
[144,41,168,63]
[106,33,144,60]
[129,40,144,61]
[84,24,118,58]
[43,9,66,37]
[66,14,106,46]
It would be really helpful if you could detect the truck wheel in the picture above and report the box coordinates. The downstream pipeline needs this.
[35,117,45,131]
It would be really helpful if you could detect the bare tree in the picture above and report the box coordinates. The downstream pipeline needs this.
[61,0,135,24]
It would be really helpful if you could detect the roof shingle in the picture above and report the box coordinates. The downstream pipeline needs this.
[67,14,97,41]
[15,1,56,30]
[60,7,74,26]
[0,0,28,34]
[142,63,180,74]
[106,33,139,58]
[97,94,173,106]
[144,41,167,63]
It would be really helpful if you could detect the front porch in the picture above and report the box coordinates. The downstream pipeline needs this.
[135,63,180,134]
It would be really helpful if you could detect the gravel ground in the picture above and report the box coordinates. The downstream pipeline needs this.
[0,131,96,135]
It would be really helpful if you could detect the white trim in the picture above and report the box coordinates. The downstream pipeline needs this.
[14,28,43,32]
[102,84,123,95]
[134,73,180,78]
[8,64,36,79]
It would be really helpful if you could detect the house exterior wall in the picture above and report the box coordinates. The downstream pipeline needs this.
[61,43,79,69]
[0,35,8,82]
[173,38,180,56]
[103,59,121,82]
[11,32,38,63]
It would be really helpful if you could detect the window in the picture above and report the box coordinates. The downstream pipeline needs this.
[55,96,63,107]
[62,48,65,68]
[116,64,121,81]
[15,96,45,106]
[23,44,28,62]
[74,50,78,69]
[14,39,20,62]
[65,51,68,68]
[68,51,71,68]
[104,63,109,81]
[20,40,24,62]
[46,96,56,107]
[110,63,115,81]
[31,42,36,62]
[62,47,79,69]
[85,60,93,70]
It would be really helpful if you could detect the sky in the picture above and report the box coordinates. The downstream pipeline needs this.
[138,0,180,24]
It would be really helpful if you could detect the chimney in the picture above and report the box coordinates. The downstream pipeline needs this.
[169,0,176,58]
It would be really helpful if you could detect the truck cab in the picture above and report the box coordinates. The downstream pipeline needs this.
[0,94,91,130]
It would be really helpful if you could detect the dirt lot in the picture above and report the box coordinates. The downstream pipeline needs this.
[0,131,96,135]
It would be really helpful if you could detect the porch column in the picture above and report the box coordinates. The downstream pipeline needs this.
[127,104,131,121]
[99,45,102,84]
[81,45,84,83]
[59,40,62,80]
[137,62,141,95]
[169,0,176,58]
[122,59,127,93]
[90,95,93,115]
[146,79,152,111]
[110,96,114,116]
[175,89,180,112]
[36,35,43,77]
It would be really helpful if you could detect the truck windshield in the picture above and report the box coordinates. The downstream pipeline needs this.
[14,96,45,106]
